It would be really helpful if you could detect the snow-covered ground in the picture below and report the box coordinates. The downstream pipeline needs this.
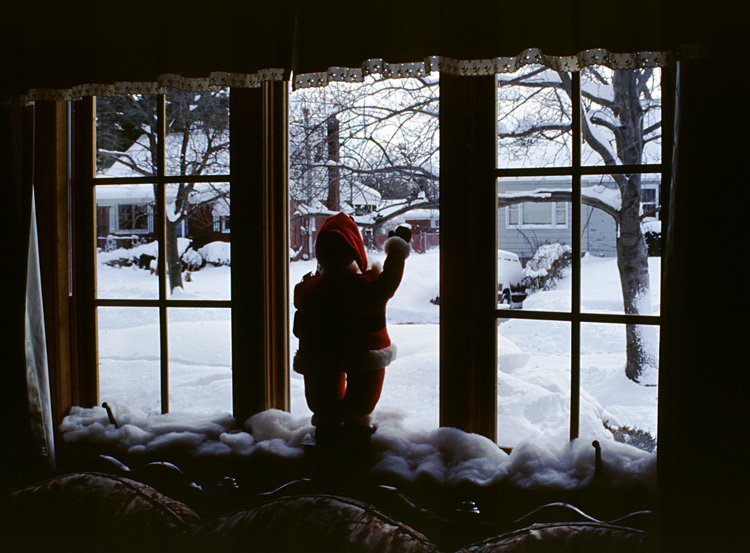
[94,245,658,452]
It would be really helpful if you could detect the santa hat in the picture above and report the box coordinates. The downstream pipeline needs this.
[315,212,368,272]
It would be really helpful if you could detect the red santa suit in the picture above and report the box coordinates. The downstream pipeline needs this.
[293,213,410,427]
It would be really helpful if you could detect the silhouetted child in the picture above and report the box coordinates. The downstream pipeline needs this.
[293,213,411,443]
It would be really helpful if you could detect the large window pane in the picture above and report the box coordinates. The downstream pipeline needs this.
[98,307,161,412]
[581,323,658,452]
[165,88,230,177]
[497,320,570,448]
[288,75,440,427]
[96,184,158,300]
[580,67,662,167]
[167,308,232,413]
[581,174,662,316]
[497,65,572,169]
[498,176,572,312]
[165,182,231,300]
[96,95,159,177]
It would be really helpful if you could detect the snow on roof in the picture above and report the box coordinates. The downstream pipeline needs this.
[403,208,439,220]
[293,199,337,217]
[344,183,382,205]
[94,182,229,204]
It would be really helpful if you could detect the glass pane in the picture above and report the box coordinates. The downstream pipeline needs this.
[498,177,572,312]
[98,307,161,413]
[165,182,231,300]
[96,94,159,177]
[581,174,662,316]
[165,88,230,177]
[581,67,662,167]
[581,323,658,452]
[497,320,571,448]
[167,308,232,414]
[288,75,440,428]
[96,184,158,300]
[497,65,572,168]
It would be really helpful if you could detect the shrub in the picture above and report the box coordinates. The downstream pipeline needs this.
[181,248,205,271]
[103,256,137,268]
[644,229,662,257]
[198,241,231,266]
[603,420,657,453]
[521,243,572,292]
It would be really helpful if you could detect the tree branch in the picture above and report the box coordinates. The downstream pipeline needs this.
[498,188,621,222]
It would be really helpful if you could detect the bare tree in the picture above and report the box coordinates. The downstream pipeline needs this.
[496,66,662,382]
[289,76,440,234]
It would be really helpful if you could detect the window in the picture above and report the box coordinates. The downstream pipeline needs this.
[494,66,666,450]
[288,76,440,429]
[507,201,568,228]
[91,89,234,414]
[213,215,230,233]
[71,84,288,422]
[640,181,660,220]
[68,68,667,451]
[117,203,152,232]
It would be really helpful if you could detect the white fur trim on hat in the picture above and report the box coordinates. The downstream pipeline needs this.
[293,344,398,375]
[384,236,410,259]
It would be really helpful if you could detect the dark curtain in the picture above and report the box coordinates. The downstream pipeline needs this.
[658,57,745,552]
[1,0,726,101]
[0,105,54,484]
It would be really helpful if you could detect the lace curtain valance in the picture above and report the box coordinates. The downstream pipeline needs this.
[16,45,705,105]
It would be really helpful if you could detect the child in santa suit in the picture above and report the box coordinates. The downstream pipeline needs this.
[293,212,411,441]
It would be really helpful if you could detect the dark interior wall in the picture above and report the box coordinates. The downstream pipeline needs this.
[1,4,747,551]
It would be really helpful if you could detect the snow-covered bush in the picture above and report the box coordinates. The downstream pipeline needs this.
[198,241,231,266]
[100,241,158,268]
[521,243,572,292]
[181,248,205,271]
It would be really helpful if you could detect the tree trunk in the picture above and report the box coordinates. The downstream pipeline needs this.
[617,176,654,381]
[611,71,654,382]
[166,218,183,293]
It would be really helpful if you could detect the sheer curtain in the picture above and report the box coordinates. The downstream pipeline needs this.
[24,188,55,472]
[0,104,55,481]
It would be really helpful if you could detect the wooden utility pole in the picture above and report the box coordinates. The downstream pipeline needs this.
[326,115,340,211]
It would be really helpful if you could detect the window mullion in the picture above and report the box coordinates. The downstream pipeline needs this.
[73,97,100,409]
[570,72,582,441]
[229,83,289,423]
[439,74,497,440]
[156,94,169,413]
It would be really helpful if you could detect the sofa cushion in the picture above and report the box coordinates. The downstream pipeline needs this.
[0,472,201,552]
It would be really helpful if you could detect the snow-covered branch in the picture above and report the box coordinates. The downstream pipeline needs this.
[498,188,621,221]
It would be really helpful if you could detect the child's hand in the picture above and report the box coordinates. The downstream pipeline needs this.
[388,225,412,244]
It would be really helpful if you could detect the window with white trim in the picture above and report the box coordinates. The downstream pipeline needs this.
[506,201,568,229]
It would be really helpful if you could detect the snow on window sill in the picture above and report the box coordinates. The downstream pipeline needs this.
[60,404,656,493]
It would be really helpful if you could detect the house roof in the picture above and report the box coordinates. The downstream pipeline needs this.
[98,132,230,179]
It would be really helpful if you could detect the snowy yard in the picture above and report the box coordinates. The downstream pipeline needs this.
[95,245,659,451]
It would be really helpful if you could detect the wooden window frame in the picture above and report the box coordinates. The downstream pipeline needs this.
[36,83,289,427]
[38,70,671,449]
[438,71,672,443]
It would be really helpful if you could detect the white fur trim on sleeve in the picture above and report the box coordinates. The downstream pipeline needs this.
[384,236,410,259]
